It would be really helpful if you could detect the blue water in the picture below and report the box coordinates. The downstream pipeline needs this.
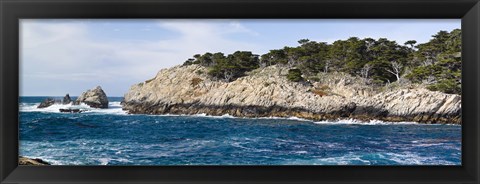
[19,97,462,165]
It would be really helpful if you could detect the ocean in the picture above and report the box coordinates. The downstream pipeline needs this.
[19,96,462,165]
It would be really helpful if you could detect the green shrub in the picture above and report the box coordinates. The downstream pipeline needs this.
[287,69,303,82]
[427,79,460,94]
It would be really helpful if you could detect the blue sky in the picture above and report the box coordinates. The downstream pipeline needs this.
[20,19,460,96]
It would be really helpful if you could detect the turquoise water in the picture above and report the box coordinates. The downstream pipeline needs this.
[19,97,461,165]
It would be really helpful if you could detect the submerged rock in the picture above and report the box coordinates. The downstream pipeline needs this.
[75,86,109,109]
[122,64,461,124]
[18,156,50,165]
[59,108,85,113]
[37,98,57,108]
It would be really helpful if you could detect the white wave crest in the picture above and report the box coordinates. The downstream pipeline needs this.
[313,119,419,125]
[153,113,237,119]
[257,116,312,121]
[20,101,127,115]
[280,151,458,165]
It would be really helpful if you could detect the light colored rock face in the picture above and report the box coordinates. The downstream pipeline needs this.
[125,65,347,111]
[357,88,460,116]
[123,64,462,124]
[352,88,461,124]
[76,86,109,109]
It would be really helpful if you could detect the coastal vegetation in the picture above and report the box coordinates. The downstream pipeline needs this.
[286,69,304,82]
[183,29,461,94]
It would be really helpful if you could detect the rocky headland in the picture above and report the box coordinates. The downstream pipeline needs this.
[122,65,461,124]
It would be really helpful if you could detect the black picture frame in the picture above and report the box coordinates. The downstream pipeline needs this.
[1,0,479,183]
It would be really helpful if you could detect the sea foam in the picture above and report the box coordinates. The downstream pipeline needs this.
[20,101,127,115]
[314,118,419,125]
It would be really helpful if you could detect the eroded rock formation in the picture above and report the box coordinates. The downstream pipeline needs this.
[75,86,109,109]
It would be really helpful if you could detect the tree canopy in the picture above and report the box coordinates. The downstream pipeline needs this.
[184,51,259,82]
[183,29,461,94]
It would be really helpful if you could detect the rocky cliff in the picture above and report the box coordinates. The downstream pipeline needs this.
[122,64,461,124]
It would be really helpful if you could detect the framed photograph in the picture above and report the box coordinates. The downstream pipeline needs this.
[1,0,479,184]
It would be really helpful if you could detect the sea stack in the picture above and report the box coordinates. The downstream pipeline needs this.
[122,64,461,124]
[63,94,72,104]
[75,86,109,108]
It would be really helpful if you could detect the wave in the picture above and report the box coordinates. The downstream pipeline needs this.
[258,116,312,122]
[192,113,235,118]
[153,113,317,123]
[20,101,127,115]
[158,114,430,126]
[280,152,458,165]
[20,102,455,125]
[153,114,429,126]
[313,118,419,125]
[313,119,460,126]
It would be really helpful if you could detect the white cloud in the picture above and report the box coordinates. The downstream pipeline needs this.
[21,19,457,96]
[20,20,261,96]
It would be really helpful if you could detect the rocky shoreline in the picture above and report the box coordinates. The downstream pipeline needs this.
[122,101,461,124]
[19,156,50,165]
[122,65,461,124]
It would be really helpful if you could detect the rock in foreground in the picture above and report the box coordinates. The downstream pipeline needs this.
[75,86,109,108]
[123,65,461,124]
[19,156,50,165]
